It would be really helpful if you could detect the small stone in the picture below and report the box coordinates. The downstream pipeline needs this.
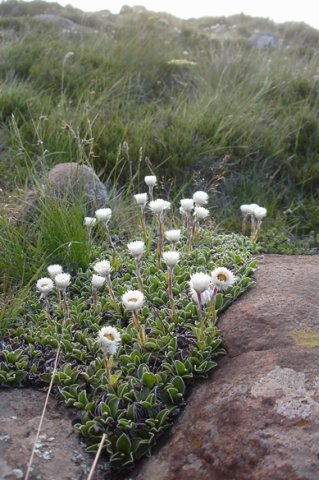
[12,469,24,478]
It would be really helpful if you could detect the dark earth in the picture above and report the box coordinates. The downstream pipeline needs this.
[1,254,319,479]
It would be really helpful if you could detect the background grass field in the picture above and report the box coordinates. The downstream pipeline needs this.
[0,0,319,293]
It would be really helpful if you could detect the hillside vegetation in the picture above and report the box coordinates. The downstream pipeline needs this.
[0,0,319,243]
[0,2,318,472]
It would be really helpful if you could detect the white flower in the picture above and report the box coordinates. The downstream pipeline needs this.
[179,206,187,216]
[144,175,157,187]
[211,267,235,291]
[240,203,259,215]
[252,206,267,220]
[84,217,96,227]
[127,240,145,258]
[54,273,71,290]
[180,198,194,212]
[93,260,112,277]
[95,208,112,223]
[191,288,211,305]
[98,326,121,355]
[194,207,210,220]
[165,229,181,242]
[122,290,145,311]
[134,193,148,206]
[149,199,171,214]
[189,272,211,293]
[163,251,180,267]
[36,277,54,295]
[47,264,63,279]
[193,191,209,206]
[92,274,105,289]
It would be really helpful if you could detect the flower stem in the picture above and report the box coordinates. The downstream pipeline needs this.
[92,288,97,307]
[140,206,147,239]
[104,223,115,252]
[149,185,154,202]
[186,212,192,253]
[132,311,145,347]
[135,258,144,291]
[167,267,176,320]
[104,353,113,383]
[156,215,164,266]
[106,274,116,302]
[62,290,70,319]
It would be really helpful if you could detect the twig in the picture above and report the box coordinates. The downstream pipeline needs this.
[24,341,62,480]
[87,433,106,480]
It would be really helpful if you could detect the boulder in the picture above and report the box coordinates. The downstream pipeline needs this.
[34,14,80,31]
[249,32,279,48]
[17,162,107,221]
[46,162,107,209]
[132,255,319,480]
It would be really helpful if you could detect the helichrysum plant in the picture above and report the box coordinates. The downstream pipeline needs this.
[97,326,121,387]
[1,183,258,474]
[240,203,267,241]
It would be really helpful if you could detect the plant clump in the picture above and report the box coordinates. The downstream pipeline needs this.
[0,185,257,473]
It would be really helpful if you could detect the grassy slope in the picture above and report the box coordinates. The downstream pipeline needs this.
[0,1,318,269]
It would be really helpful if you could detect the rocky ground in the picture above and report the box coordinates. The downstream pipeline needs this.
[1,254,319,479]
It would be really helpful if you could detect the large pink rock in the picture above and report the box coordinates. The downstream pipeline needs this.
[133,255,319,480]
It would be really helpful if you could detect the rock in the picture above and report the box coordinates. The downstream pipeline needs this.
[16,162,107,221]
[34,14,80,31]
[46,162,107,210]
[132,255,319,480]
[0,389,107,479]
[249,32,279,48]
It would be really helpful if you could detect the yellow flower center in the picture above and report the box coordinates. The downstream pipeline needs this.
[104,333,115,341]
[217,273,227,282]
[128,297,138,303]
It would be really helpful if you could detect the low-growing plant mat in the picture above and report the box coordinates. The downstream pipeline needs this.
[0,231,256,474]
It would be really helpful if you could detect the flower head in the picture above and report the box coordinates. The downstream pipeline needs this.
[149,199,171,214]
[193,191,209,206]
[189,272,211,293]
[180,198,194,212]
[84,217,96,227]
[165,229,181,242]
[194,206,210,220]
[47,264,63,279]
[134,193,148,206]
[211,267,235,291]
[92,274,106,289]
[36,277,54,296]
[179,206,187,216]
[98,326,121,355]
[144,175,157,187]
[95,208,112,223]
[127,240,145,258]
[240,203,259,215]
[252,206,267,220]
[93,260,112,277]
[163,251,180,267]
[54,273,71,290]
[122,290,145,311]
[190,288,211,305]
